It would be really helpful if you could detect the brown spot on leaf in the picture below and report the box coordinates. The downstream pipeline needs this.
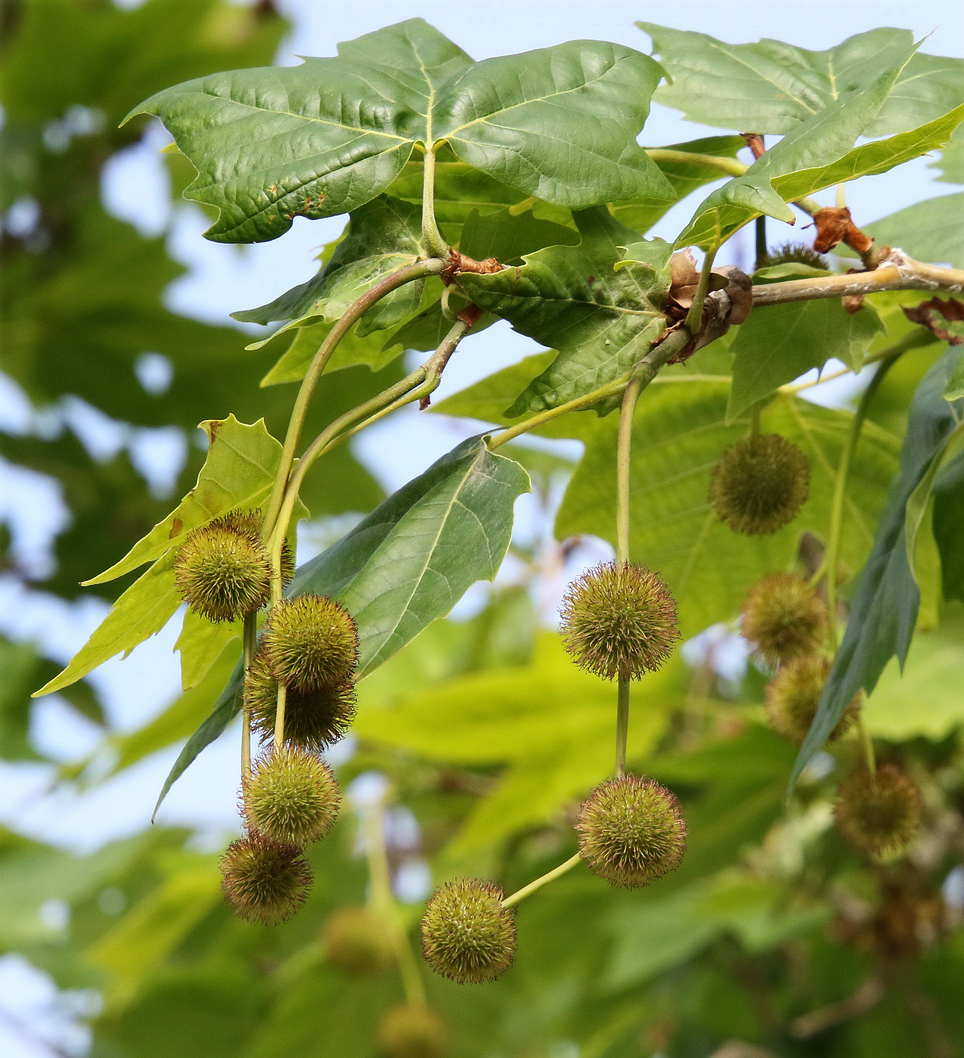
[170,517,184,538]
[903,297,964,345]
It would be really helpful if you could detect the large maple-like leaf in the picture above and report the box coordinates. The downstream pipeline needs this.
[124,19,672,243]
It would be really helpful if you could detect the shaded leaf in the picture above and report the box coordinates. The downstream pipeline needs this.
[932,450,964,603]
[791,347,964,789]
[556,381,901,638]
[459,209,673,416]
[727,298,883,419]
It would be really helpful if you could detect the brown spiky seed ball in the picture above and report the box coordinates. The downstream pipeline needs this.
[323,906,396,974]
[708,434,810,535]
[245,649,356,751]
[377,1002,448,1058]
[577,775,687,887]
[420,879,516,984]
[261,594,359,693]
[834,764,924,856]
[764,655,861,745]
[173,510,281,622]
[241,744,340,847]
[741,572,829,665]
[219,834,311,924]
[559,562,680,680]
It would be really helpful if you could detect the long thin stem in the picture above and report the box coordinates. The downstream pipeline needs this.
[615,375,642,565]
[614,679,631,779]
[261,258,447,542]
[644,149,747,176]
[501,853,583,909]
[857,716,877,774]
[266,320,469,566]
[365,795,427,1005]
[272,683,287,746]
[816,353,901,641]
[488,326,693,452]
[241,615,257,781]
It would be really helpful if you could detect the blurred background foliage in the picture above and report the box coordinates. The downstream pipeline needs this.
[1,2,963,1057]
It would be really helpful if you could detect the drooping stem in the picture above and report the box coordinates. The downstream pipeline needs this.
[261,258,448,543]
[644,149,747,176]
[615,679,631,779]
[420,145,449,260]
[815,353,901,644]
[858,716,877,774]
[754,216,768,271]
[501,853,583,909]
[365,793,427,1006]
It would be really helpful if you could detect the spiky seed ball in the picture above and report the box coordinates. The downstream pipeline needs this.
[741,572,829,665]
[420,879,516,984]
[261,594,359,693]
[708,434,810,535]
[241,745,340,846]
[323,906,396,974]
[577,775,687,888]
[764,655,861,745]
[559,562,680,680]
[377,1003,448,1058]
[245,650,356,751]
[834,764,924,856]
[173,510,278,622]
[219,835,311,924]
[756,242,830,271]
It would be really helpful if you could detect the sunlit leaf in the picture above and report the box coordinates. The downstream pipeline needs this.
[865,191,964,269]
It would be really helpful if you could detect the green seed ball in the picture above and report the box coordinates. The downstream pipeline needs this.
[323,905,396,974]
[262,594,360,693]
[173,511,273,622]
[764,655,862,745]
[219,835,312,924]
[242,745,340,846]
[420,879,516,984]
[559,562,680,681]
[756,242,830,271]
[377,1003,448,1058]
[709,434,810,535]
[834,764,924,857]
[741,572,829,665]
[245,650,356,752]
[577,775,687,888]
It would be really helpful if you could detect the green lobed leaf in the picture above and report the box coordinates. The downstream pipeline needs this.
[233,195,426,346]
[556,381,901,639]
[151,436,530,815]
[640,25,964,138]
[865,191,964,269]
[727,298,883,419]
[459,209,673,416]
[258,319,406,386]
[83,415,285,586]
[790,347,964,791]
[934,124,964,183]
[432,40,673,209]
[125,22,671,244]
[123,20,471,242]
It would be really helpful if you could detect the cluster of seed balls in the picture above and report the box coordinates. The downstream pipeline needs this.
[418,561,688,986]
[712,437,924,859]
[173,510,359,925]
